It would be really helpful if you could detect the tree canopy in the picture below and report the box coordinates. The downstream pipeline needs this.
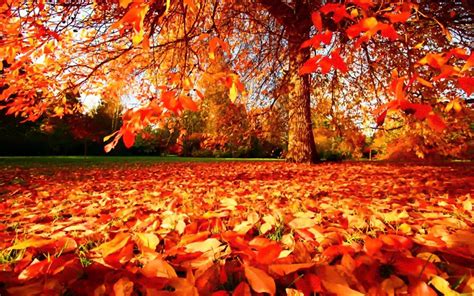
[0,0,472,162]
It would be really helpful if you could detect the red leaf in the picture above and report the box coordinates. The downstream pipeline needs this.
[319,56,332,74]
[458,76,474,96]
[244,265,276,295]
[409,281,438,296]
[122,129,135,148]
[311,12,323,31]
[18,259,49,280]
[379,23,399,40]
[233,282,251,296]
[331,50,348,73]
[393,257,438,280]
[376,109,387,126]
[349,0,374,10]
[410,103,432,120]
[299,56,321,75]
[320,3,350,23]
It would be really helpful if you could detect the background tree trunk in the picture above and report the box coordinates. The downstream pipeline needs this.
[285,31,318,163]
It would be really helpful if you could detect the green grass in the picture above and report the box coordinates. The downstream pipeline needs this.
[0,156,282,167]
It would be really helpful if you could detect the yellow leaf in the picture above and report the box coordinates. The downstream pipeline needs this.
[463,199,472,211]
[132,29,145,45]
[445,101,454,113]
[350,9,359,18]
[453,100,462,112]
[362,17,378,30]
[185,238,222,253]
[9,238,52,250]
[398,223,411,234]
[229,82,238,102]
[414,42,424,49]
[288,217,316,229]
[165,0,170,14]
[119,0,133,8]
[286,288,304,296]
[430,276,460,296]
[381,275,406,296]
[135,233,159,252]
[416,252,441,263]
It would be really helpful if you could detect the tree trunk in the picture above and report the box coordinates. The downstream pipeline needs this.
[285,32,318,163]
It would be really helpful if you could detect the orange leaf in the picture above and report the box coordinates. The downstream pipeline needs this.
[179,95,198,111]
[416,77,433,88]
[119,0,133,8]
[94,233,130,257]
[113,277,134,296]
[256,243,282,265]
[364,237,383,256]
[141,258,178,278]
[268,263,315,277]
[362,17,378,30]
[379,234,413,250]
[384,11,411,23]
[426,113,447,132]
[244,265,276,295]
[162,90,178,112]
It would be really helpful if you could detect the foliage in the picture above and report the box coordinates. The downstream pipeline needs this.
[133,125,180,155]
[1,161,473,294]
[1,0,472,162]
[372,106,474,160]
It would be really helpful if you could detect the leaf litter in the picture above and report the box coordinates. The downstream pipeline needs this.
[0,161,473,295]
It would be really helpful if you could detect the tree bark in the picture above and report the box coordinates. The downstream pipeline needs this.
[258,0,319,163]
[285,31,318,163]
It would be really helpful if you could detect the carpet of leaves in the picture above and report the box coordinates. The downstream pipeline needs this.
[0,161,473,296]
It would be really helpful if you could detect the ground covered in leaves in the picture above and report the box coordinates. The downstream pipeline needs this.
[0,160,473,295]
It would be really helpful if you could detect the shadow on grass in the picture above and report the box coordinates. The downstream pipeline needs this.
[0,156,283,167]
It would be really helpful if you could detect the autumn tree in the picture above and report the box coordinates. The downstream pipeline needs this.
[0,0,472,162]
